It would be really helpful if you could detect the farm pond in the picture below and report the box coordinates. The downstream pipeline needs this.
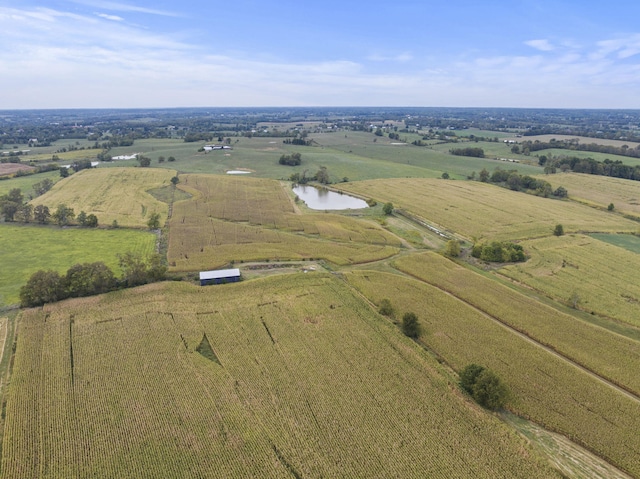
[293,185,368,210]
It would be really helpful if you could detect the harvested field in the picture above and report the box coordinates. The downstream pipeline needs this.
[0,163,34,176]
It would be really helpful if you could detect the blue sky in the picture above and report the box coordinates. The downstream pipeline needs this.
[2,0,640,109]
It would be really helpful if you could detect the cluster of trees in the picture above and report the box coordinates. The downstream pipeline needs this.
[19,253,167,307]
[279,153,302,166]
[289,166,331,185]
[472,241,525,263]
[450,147,485,158]
[459,364,509,410]
[0,188,99,227]
[477,168,567,198]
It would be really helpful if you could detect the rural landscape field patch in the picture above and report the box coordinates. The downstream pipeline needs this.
[2,275,560,478]
[345,269,640,477]
[30,167,176,228]
[338,178,638,241]
[0,224,155,306]
[500,234,640,327]
[168,174,400,270]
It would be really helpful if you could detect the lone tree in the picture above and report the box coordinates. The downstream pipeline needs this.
[553,224,564,236]
[382,202,394,215]
[401,312,421,338]
[147,212,161,230]
[459,364,509,411]
[378,298,394,317]
[444,239,461,257]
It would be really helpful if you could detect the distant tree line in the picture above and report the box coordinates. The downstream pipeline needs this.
[450,147,485,158]
[19,252,167,307]
[522,139,640,159]
[283,138,312,146]
[545,156,640,181]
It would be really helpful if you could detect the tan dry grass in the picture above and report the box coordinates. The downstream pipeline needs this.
[500,234,640,327]
[540,173,640,218]
[30,167,176,227]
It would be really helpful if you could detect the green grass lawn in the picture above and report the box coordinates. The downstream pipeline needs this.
[0,224,156,307]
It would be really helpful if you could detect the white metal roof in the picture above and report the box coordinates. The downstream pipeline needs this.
[199,268,241,280]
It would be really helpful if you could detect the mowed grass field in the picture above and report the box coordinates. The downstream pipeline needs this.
[338,178,637,241]
[168,174,400,270]
[30,167,176,228]
[0,224,155,306]
[345,270,640,477]
[540,173,640,218]
[500,234,640,327]
[3,275,560,478]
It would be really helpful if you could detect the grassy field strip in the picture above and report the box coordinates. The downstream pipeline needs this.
[345,271,640,477]
[2,277,560,478]
[502,413,635,479]
[30,167,176,228]
[0,170,61,198]
[393,252,640,396]
[501,234,640,328]
[338,178,638,241]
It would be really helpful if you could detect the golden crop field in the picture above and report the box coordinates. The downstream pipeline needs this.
[338,178,637,241]
[345,270,640,477]
[540,173,640,218]
[2,275,560,478]
[24,148,103,163]
[500,234,640,327]
[30,167,176,227]
[394,252,640,396]
[168,174,401,269]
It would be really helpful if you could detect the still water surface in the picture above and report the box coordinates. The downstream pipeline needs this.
[293,185,368,210]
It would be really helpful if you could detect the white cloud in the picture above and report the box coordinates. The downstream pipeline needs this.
[69,0,184,17]
[525,39,555,51]
[96,13,124,21]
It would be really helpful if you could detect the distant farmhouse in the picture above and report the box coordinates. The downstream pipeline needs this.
[203,145,232,152]
[199,268,241,286]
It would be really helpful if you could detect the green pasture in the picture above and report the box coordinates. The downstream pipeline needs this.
[0,170,61,198]
[0,224,155,307]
